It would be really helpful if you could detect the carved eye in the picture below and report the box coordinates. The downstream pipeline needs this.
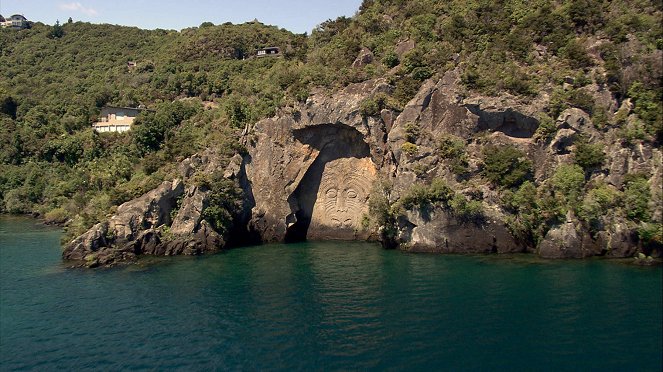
[326,189,338,198]
[346,189,358,198]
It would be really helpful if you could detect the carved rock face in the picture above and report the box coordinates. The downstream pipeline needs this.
[308,157,376,240]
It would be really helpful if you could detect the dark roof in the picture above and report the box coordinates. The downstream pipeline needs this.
[0,15,5,22]
[10,14,27,21]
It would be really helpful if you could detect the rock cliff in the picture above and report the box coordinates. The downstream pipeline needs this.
[63,72,662,267]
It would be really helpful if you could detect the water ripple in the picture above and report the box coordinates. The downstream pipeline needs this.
[1,219,661,371]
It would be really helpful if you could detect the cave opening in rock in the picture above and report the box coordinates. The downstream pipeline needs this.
[284,124,375,242]
[465,105,540,138]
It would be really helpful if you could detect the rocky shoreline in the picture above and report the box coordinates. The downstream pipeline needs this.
[62,72,662,268]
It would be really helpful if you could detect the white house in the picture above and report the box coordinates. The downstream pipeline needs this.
[0,14,29,29]
[256,47,281,57]
[92,106,143,133]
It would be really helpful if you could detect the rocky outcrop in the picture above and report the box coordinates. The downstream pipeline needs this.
[352,47,374,68]
[63,151,234,267]
[399,208,521,254]
[64,69,662,267]
[538,220,595,259]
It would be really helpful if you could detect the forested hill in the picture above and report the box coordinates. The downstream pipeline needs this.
[0,0,661,245]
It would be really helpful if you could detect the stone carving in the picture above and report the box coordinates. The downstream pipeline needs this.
[309,157,376,239]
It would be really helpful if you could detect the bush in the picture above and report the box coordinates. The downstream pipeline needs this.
[368,180,399,246]
[399,178,453,211]
[638,223,662,250]
[482,145,532,188]
[382,51,399,68]
[401,142,418,156]
[449,194,484,223]
[501,181,546,245]
[359,93,392,117]
[549,88,596,118]
[199,172,243,235]
[561,38,593,69]
[533,113,557,142]
[579,184,618,232]
[623,175,651,222]
[573,140,605,172]
[438,134,469,176]
[404,122,420,142]
[551,164,585,207]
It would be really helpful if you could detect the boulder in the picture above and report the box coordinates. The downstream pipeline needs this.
[352,47,374,68]
[109,179,184,242]
[538,220,600,259]
[397,207,521,254]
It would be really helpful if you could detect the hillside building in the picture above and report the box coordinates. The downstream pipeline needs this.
[92,106,143,133]
[0,14,30,29]
[256,47,281,57]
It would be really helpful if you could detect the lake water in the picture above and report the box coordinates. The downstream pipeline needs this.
[1,217,661,371]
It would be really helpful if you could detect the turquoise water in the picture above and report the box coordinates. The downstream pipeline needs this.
[1,217,661,371]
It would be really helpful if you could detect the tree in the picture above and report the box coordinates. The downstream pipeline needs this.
[49,21,65,39]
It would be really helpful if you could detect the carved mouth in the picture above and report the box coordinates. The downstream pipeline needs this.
[331,217,354,228]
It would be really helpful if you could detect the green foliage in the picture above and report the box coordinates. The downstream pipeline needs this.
[449,195,484,223]
[368,180,399,245]
[502,181,547,245]
[628,82,663,141]
[437,134,468,176]
[550,164,586,207]
[579,184,619,233]
[401,142,418,156]
[382,51,399,68]
[199,172,243,235]
[573,140,605,172]
[533,113,557,142]
[638,223,662,250]
[404,122,420,142]
[48,21,65,39]
[482,145,532,188]
[359,93,396,117]
[549,88,595,118]
[623,174,651,222]
[399,178,484,223]
[561,38,593,69]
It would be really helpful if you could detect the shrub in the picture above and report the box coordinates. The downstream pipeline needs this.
[533,113,557,142]
[200,172,243,235]
[438,134,469,176]
[449,194,484,223]
[551,164,585,207]
[382,51,399,68]
[579,184,619,232]
[573,140,605,172]
[549,88,595,118]
[401,142,418,156]
[368,180,398,245]
[44,207,69,224]
[501,181,547,245]
[623,175,651,222]
[482,145,532,188]
[399,178,453,211]
[404,122,420,142]
[561,38,593,69]
[638,223,662,250]
[359,93,392,117]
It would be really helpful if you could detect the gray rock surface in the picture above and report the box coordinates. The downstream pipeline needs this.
[64,69,663,267]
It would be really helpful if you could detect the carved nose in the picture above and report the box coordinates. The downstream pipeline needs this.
[337,192,347,212]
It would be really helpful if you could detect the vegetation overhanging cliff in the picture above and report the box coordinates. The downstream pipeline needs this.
[1,0,661,266]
